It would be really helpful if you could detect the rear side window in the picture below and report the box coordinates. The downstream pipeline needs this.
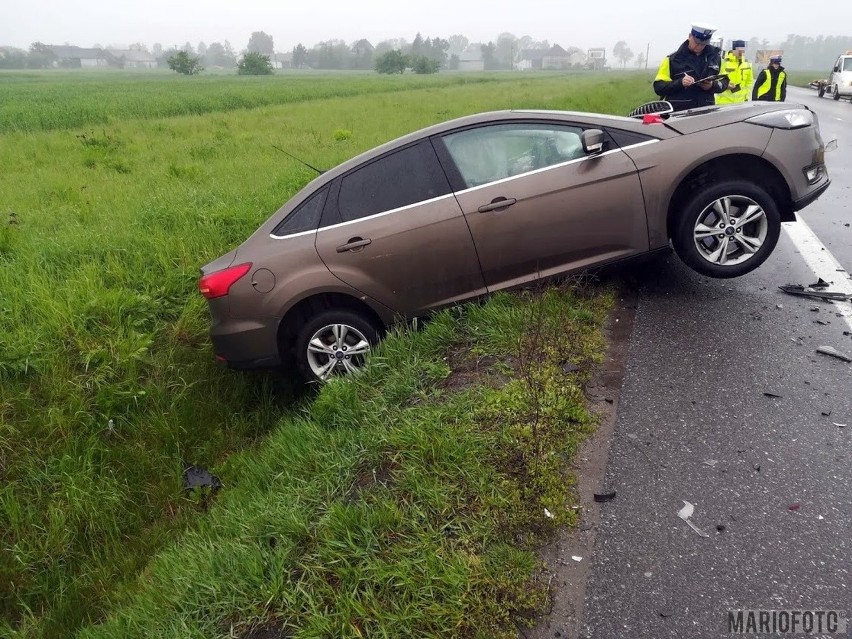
[271,187,328,237]
[844,58,852,72]
[336,141,452,223]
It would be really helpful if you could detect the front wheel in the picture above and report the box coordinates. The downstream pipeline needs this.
[834,87,841,100]
[672,181,781,279]
[294,309,380,383]
[818,83,826,98]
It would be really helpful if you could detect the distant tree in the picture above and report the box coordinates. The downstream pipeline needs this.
[447,34,468,56]
[204,41,236,67]
[375,49,408,74]
[411,32,425,56]
[481,42,498,70]
[309,39,350,69]
[0,47,28,69]
[495,32,518,70]
[636,52,646,68]
[167,50,203,75]
[448,53,460,70]
[292,43,308,68]
[246,31,274,56]
[27,42,56,69]
[152,43,163,58]
[197,41,207,57]
[375,38,409,56]
[613,41,633,67]
[350,39,375,70]
[237,51,274,75]
[410,54,440,74]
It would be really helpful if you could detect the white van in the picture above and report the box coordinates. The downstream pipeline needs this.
[818,52,852,100]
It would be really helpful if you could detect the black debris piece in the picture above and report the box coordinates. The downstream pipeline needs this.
[763,392,782,398]
[753,464,761,472]
[561,361,581,374]
[183,463,223,491]
[779,284,852,302]
[822,410,832,417]
[816,345,852,363]
[659,609,675,618]
[594,491,617,503]
[716,524,727,533]
[809,278,830,289]
[844,331,851,337]
[810,307,821,312]
[814,320,830,326]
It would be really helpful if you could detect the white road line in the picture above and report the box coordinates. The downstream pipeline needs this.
[783,216,852,332]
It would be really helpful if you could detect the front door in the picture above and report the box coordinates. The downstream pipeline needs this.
[436,121,649,291]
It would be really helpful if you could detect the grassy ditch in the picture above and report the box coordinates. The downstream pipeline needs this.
[0,70,643,636]
[79,285,611,638]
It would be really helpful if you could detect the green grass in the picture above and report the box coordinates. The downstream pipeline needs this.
[0,70,641,637]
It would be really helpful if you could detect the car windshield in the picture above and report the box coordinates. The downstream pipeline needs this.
[844,57,852,72]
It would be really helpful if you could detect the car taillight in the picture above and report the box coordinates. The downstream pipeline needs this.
[198,263,252,299]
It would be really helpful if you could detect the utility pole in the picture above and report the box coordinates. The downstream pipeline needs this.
[645,42,650,69]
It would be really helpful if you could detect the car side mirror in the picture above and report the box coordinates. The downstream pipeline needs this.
[582,129,605,155]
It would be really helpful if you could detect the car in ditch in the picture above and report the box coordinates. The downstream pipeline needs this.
[199,102,830,382]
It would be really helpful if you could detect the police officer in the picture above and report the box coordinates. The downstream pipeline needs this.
[752,55,786,101]
[654,22,729,111]
[717,40,754,105]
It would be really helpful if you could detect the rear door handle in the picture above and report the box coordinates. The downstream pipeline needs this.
[336,237,372,253]
[477,197,517,213]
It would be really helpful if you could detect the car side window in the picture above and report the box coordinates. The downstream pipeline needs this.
[844,58,852,72]
[440,123,586,189]
[271,186,328,236]
[336,141,452,223]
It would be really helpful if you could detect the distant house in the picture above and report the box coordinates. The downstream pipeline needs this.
[271,52,292,69]
[587,47,607,70]
[458,45,484,71]
[47,45,111,68]
[106,47,157,69]
[518,45,577,70]
[351,39,374,57]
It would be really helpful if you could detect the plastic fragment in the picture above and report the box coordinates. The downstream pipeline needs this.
[677,500,710,538]
[788,503,801,511]
[703,459,718,467]
[834,423,847,428]
[544,508,554,519]
[571,556,583,562]
[809,278,830,289]
[561,361,580,373]
[182,464,222,491]
[779,284,852,302]
[593,491,617,503]
[763,392,782,398]
[816,345,852,363]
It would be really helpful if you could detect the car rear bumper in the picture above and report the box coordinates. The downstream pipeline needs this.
[209,316,282,369]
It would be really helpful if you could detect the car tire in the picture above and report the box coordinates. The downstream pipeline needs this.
[834,87,841,100]
[672,180,781,279]
[294,309,380,383]
[818,83,826,98]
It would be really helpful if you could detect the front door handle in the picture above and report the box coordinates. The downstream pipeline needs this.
[477,197,517,213]
[336,237,372,253]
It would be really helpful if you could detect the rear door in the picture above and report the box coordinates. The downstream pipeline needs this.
[315,140,486,315]
[434,121,648,292]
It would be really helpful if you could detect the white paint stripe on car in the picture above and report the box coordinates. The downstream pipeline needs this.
[783,216,852,332]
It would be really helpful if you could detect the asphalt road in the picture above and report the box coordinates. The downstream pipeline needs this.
[578,89,852,638]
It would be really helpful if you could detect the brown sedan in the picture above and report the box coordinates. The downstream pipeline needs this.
[200,103,830,382]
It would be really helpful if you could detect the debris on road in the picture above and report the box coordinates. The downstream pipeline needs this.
[763,392,783,398]
[814,320,830,325]
[659,609,675,618]
[716,524,727,532]
[788,503,801,512]
[593,491,617,503]
[816,345,852,363]
[809,278,830,289]
[544,508,555,519]
[571,556,583,562]
[677,501,710,538]
[779,284,852,302]
[703,459,719,467]
[835,423,847,429]
[822,410,832,417]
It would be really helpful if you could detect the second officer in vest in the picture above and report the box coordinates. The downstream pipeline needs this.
[752,55,787,101]
[717,40,754,105]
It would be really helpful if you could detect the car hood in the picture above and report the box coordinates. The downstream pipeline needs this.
[662,102,810,135]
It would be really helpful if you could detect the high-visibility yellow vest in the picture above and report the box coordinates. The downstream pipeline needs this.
[717,53,752,104]
[755,68,786,101]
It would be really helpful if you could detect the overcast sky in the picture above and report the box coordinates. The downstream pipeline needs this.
[3,0,849,64]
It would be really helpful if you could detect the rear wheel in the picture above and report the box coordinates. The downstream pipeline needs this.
[294,309,380,383]
[672,180,781,278]
[818,83,826,98]
[834,87,841,100]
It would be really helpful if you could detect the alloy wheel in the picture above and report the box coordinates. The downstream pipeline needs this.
[692,195,768,266]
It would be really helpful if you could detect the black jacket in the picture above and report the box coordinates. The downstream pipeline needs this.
[752,65,787,101]
[654,41,728,111]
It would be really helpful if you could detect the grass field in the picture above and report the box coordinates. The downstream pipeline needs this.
[0,69,649,637]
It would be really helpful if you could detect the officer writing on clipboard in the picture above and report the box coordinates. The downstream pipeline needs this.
[654,22,729,111]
